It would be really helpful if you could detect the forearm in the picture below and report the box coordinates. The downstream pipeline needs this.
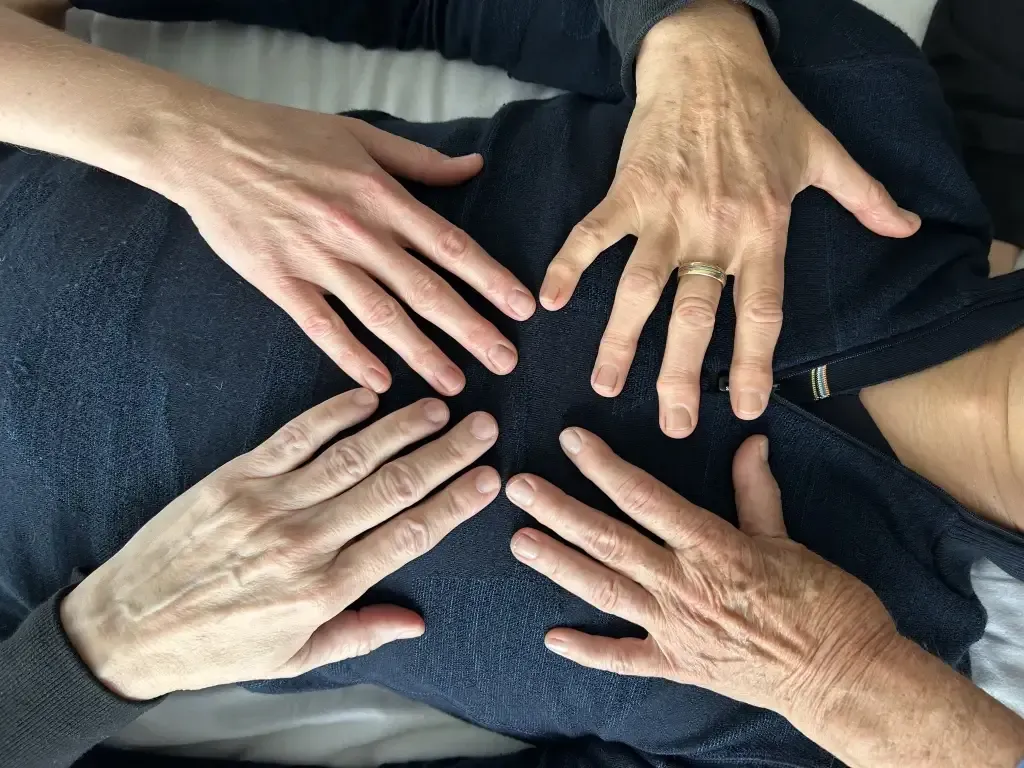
[0,5,211,202]
[786,636,1024,768]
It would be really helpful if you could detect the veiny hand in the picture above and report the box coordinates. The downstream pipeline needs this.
[60,390,501,700]
[504,429,899,716]
[540,0,921,437]
[167,93,536,396]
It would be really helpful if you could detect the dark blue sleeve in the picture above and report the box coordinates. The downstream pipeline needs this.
[945,512,1024,584]
[70,0,779,101]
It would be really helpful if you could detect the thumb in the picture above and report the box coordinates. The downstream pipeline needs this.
[287,605,425,676]
[346,120,483,186]
[807,127,921,239]
[732,436,788,540]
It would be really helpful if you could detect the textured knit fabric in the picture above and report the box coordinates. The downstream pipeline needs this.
[924,0,1024,247]
[0,587,152,767]
[73,0,780,100]
[4,1,1024,767]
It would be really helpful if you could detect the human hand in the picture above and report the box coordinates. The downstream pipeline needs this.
[540,0,921,437]
[60,390,501,701]
[162,93,535,396]
[504,429,898,717]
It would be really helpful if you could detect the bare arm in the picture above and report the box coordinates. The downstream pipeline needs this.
[0,3,536,397]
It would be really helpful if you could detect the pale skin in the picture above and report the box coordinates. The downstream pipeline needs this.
[7,1,1024,766]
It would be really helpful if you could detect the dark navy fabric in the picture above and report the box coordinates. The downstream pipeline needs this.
[4,1,1024,767]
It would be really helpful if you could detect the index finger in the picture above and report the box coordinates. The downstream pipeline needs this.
[393,190,537,322]
[729,233,786,420]
[556,427,729,549]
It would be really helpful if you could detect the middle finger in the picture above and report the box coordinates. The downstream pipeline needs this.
[308,411,499,549]
[591,237,673,398]
[504,473,670,586]
[656,265,724,438]
[363,243,520,378]
[274,398,451,508]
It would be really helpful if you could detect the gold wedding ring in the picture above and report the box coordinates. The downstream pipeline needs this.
[679,262,727,287]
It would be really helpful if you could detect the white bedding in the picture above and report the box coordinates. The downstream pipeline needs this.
[62,2,1024,764]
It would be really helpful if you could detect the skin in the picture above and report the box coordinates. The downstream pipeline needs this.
[9,1,1023,765]
[0,3,536,397]
[62,391,503,701]
[540,0,922,437]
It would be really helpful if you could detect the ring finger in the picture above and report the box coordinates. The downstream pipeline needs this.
[364,244,519,378]
[325,261,467,396]
[274,398,451,507]
[510,527,656,626]
[308,411,499,549]
[656,264,725,438]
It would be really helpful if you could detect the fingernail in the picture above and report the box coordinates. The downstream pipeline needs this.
[506,476,536,506]
[487,343,517,373]
[469,413,497,440]
[545,634,568,655]
[398,627,424,640]
[666,406,693,434]
[354,388,377,406]
[436,366,464,394]
[759,437,770,462]
[737,392,766,418]
[424,400,448,424]
[592,365,619,395]
[511,530,540,559]
[559,428,582,455]
[364,368,390,393]
[507,289,535,319]
[476,470,500,494]
[902,209,921,227]
[539,285,561,310]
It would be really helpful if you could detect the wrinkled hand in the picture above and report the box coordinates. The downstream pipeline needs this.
[504,429,899,717]
[61,390,500,700]
[540,0,920,437]
[170,94,535,396]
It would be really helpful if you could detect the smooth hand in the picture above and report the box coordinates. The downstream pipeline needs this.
[504,430,898,717]
[167,95,536,396]
[61,390,500,700]
[540,0,920,436]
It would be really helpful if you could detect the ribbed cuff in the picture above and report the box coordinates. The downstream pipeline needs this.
[0,587,157,767]
[605,0,781,99]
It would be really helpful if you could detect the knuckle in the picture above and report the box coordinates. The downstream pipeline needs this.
[590,577,624,613]
[739,289,784,326]
[672,294,718,329]
[619,264,664,299]
[364,295,401,329]
[377,461,423,506]
[704,195,743,225]
[407,271,447,313]
[615,472,662,516]
[325,442,369,484]
[299,312,335,340]
[357,171,391,201]
[600,330,636,356]
[271,422,316,459]
[391,517,433,557]
[863,179,889,209]
[435,227,470,267]
[571,216,606,247]
[588,525,625,563]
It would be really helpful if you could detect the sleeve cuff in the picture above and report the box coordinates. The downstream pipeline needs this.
[607,0,781,100]
[1,586,157,766]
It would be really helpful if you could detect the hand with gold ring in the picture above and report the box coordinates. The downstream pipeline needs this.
[539,0,921,437]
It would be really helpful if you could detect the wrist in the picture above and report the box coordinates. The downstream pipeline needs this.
[60,583,157,702]
[635,0,763,104]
